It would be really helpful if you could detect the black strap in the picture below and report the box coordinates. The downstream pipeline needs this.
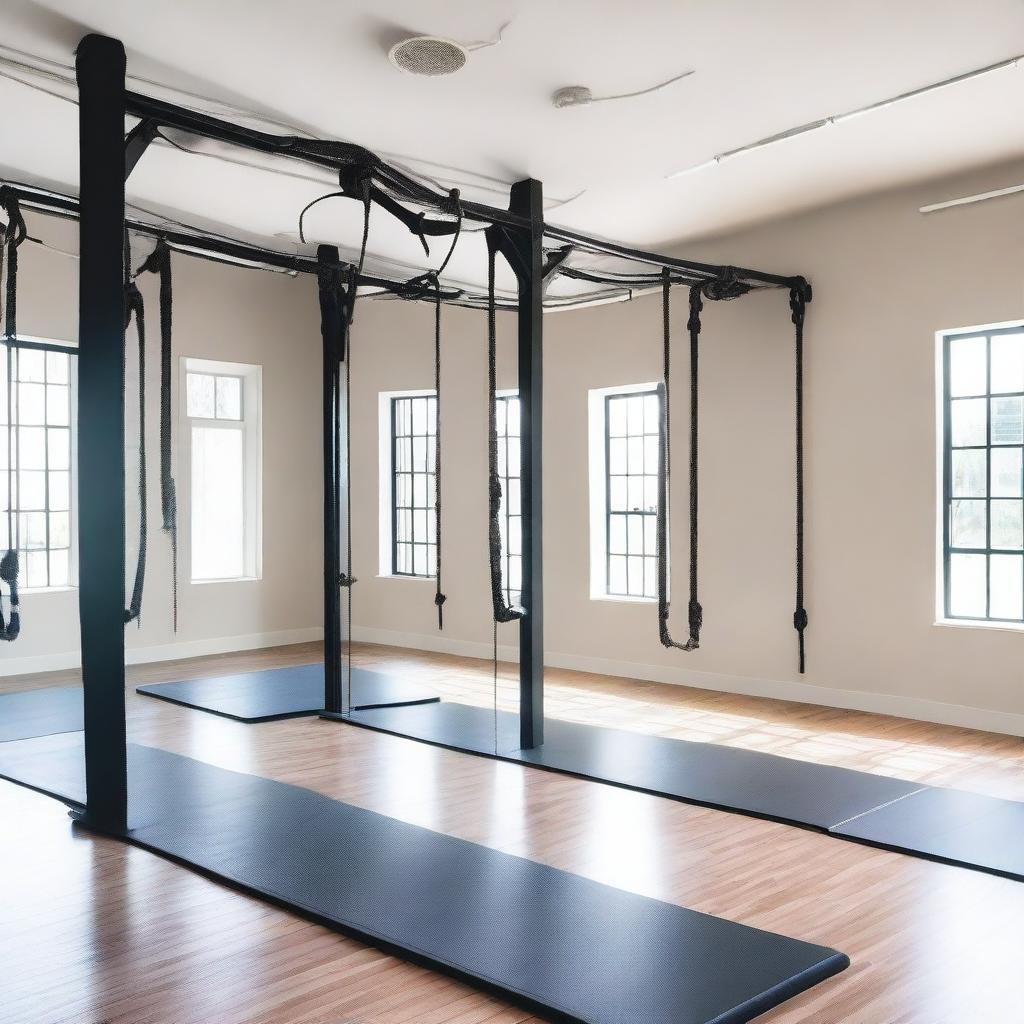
[431,189,462,630]
[137,240,178,631]
[123,230,147,625]
[0,188,26,642]
[486,233,524,624]
[656,271,701,652]
[790,285,809,672]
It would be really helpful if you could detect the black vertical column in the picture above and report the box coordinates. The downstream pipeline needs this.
[509,179,544,749]
[318,245,343,714]
[76,33,128,832]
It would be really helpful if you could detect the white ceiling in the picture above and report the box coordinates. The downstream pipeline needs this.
[2,0,1024,294]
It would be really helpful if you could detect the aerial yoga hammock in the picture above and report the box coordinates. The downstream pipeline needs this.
[122,232,178,629]
[657,268,810,671]
[0,187,27,642]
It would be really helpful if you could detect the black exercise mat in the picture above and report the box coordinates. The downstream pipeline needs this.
[137,664,438,722]
[0,732,85,804]
[0,734,849,1023]
[832,786,1024,882]
[347,702,923,830]
[0,687,83,742]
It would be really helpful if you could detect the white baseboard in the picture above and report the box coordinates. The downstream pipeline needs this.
[0,627,324,678]
[352,625,1024,738]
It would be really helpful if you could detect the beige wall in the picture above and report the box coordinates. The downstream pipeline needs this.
[351,157,1024,733]
[4,156,1024,734]
[1,215,324,672]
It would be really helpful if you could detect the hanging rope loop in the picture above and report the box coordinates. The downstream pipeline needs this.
[789,280,810,672]
[0,189,28,642]
[656,270,702,652]
[486,229,524,625]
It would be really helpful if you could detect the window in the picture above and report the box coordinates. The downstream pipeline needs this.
[941,325,1024,623]
[183,358,261,583]
[588,385,661,600]
[0,344,76,590]
[390,393,437,578]
[496,392,521,605]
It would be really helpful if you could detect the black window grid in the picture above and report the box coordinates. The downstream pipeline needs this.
[605,390,660,599]
[391,395,437,578]
[0,344,74,589]
[496,394,521,606]
[943,325,1024,623]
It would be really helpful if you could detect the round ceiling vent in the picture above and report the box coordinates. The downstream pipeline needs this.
[389,36,469,77]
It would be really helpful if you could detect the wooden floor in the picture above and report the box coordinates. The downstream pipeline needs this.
[2,642,1023,1023]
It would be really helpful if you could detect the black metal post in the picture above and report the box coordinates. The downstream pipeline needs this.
[509,179,544,749]
[318,245,343,714]
[76,33,128,832]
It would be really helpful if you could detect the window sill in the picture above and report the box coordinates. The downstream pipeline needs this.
[934,617,1024,633]
[591,593,656,605]
[191,576,261,586]
[376,573,434,583]
[21,585,77,595]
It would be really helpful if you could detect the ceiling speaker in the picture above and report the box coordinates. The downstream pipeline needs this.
[389,36,469,77]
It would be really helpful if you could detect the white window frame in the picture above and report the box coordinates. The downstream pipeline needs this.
[180,357,262,584]
[495,388,521,605]
[1,337,79,593]
[935,318,1024,631]
[377,388,435,581]
[588,382,660,603]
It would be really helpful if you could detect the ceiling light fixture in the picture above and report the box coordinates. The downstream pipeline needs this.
[667,54,1022,179]
[553,69,694,108]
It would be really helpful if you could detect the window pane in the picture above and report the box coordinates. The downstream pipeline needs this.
[609,438,626,475]
[990,334,1024,395]
[991,397,1023,445]
[49,548,69,587]
[627,514,643,555]
[46,351,69,384]
[20,427,46,469]
[191,426,244,579]
[18,349,45,383]
[949,336,986,396]
[951,449,986,497]
[608,555,626,594]
[49,512,70,549]
[608,398,627,437]
[950,499,986,548]
[215,376,242,420]
[990,447,1022,497]
[609,476,627,512]
[18,471,45,510]
[186,373,215,418]
[20,511,46,549]
[627,555,644,594]
[48,428,70,470]
[609,515,626,555]
[950,398,986,447]
[991,499,1023,550]
[949,552,986,617]
[46,384,70,426]
[990,554,1023,619]
[25,549,47,588]
[18,383,46,425]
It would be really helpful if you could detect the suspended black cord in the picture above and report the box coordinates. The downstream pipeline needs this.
[137,240,178,631]
[486,238,525,626]
[656,271,701,652]
[123,230,147,625]
[0,188,27,641]
[790,285,809,673]
[431,189,462,630]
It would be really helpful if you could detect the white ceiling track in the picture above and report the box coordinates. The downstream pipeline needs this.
[919,182,1024,215]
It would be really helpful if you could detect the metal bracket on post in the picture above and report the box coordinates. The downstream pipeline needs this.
[124,117,157,180]
[76,32,129,834]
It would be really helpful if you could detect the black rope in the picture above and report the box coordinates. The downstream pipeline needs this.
[486,235,524,625]
[656,271,701,652]
[137,240,178,631]
[123,230,147,625]
[790,284,810,673]
[0,188,27,641]
[431,189,462,630]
